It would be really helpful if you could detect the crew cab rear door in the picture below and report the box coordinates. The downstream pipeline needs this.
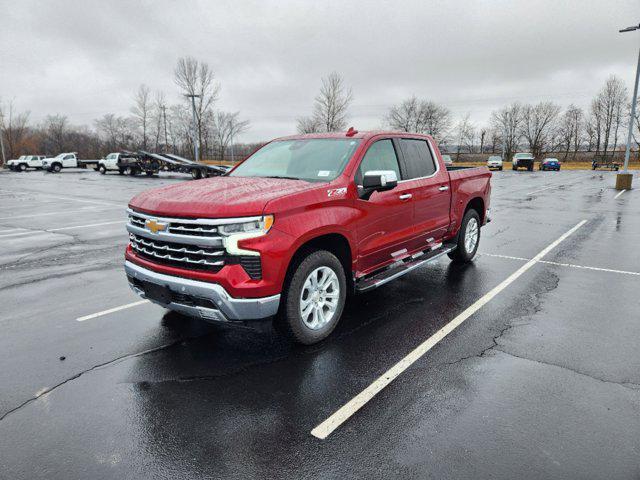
[396,138,451,248]
[354,138,416,274]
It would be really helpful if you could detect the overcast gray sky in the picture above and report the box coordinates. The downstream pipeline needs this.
[1,0,638,142]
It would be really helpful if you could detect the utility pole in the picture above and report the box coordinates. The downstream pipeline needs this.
[160,104,169,153]
[0,111,6,167]
[185,94,201,161]
[617,22,640,190]
[230,131,235,163]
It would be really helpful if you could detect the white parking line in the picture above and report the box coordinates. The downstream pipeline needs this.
[0,220,125,239]
[481,252,640,276]
[310,220,587,440]
[614,189,626,199]
[76,300,150,322]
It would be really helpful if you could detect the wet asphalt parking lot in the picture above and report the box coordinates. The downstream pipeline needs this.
[0,167,638,479]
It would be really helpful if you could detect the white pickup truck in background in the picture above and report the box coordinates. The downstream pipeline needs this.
[42,152,99,172]
[6,155,47,171]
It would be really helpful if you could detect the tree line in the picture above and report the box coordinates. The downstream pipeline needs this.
[296,72,640,161]
[2,66,639,165]
[0,56,251,163]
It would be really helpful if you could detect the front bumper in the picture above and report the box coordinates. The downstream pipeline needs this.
[125,260,280,323]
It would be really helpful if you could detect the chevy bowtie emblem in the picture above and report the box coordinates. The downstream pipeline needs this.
[145,219,168,233]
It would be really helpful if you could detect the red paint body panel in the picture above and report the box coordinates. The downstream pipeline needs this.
[127,131,491,296]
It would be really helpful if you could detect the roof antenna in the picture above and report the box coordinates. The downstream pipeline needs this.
[346,127,358,137]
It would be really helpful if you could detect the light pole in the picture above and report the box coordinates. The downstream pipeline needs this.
[617,22,640,190]
[0,111,6,167]
[185,94,201,161]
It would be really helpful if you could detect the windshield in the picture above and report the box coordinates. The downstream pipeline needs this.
[230,139,361,182]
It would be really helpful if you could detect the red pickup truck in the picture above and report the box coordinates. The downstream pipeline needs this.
[125,130,491,344]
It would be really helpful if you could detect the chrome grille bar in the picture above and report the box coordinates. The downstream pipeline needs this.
[130,234,224,257]
[130,234,224,267]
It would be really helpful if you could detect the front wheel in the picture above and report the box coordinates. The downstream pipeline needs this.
[19,163,27,172]
[276,250,346,344]
[52,163,62,173]
[448,209,481,263]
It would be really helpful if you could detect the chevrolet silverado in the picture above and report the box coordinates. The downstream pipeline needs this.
[125,130,492,344]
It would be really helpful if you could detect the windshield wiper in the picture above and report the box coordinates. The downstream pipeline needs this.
[263,175,303,181]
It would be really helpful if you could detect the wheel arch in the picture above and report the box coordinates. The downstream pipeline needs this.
[464,197,485,224]
[283,232,354,294]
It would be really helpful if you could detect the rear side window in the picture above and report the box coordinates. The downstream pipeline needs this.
[398,139,436,179]
[356,139,401,184]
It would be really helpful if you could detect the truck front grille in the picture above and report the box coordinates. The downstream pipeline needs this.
[126,209,263,278]
[129,233,224,271]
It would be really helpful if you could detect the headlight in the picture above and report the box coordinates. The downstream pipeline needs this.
[218,215,274,236]
[220,215,274,257]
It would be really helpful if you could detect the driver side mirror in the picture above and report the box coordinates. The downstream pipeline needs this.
[360,170,398,200]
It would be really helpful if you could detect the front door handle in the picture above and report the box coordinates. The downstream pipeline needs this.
[399,193,413,201]
[438,185,449,192]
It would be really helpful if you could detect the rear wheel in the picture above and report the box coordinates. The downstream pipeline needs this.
[118,168,125,175]
[145,171,154,176]
[498,166,503,171]
[99,165,107,174]
[448,209,481,263]
[276,250,346,345]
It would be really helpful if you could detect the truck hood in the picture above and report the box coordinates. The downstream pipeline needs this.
[129,176,316,218]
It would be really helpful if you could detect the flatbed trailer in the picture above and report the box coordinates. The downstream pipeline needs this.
[111,151,229,179]
[139,151,229,179]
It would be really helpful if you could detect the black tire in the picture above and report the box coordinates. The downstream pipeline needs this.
[191,168,202,180]
[276,250,347,345]
[118,168,125,175]
[448,209,481,263]
[99,165,107,174]
[512,165,517,171]
[145,171,154,176]
[19,163,28,172]
[527,165,533,172]
[52,163,62,173]
[498,166,503,171]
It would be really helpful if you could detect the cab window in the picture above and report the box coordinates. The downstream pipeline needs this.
[398,139,436,179]
[356,139,401,185]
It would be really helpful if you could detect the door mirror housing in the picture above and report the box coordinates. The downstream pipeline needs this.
[360,170,398,200]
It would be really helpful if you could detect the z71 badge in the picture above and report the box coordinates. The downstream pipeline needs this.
[327,187,347,197]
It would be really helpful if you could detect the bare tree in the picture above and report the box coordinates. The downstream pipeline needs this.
[131,84,151,150]
[454,114,475,160]
[296,116,322,134]
[386,96,422,132]
[211,111,250,159]
[519,101,561,157]
[0,100,31,159]
[174,56,220,159]
[298,72,352,133]
[591,75,628,156]
[478,128,487,154]
[94,114,136,152]
[42,114,70,153]
[386,96,452,142]
[558,105,584,159]
[490,103,522,160]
